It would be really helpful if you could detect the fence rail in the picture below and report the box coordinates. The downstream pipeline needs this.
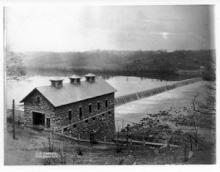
[6,109,24,123]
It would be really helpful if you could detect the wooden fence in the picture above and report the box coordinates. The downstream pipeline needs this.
[6,109,24,123]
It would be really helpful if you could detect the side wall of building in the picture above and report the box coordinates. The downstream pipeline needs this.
[56,93,115,141]
[23,91,115,140]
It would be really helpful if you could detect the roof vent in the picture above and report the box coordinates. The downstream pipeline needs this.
[50,78,63,88]
[69,75,81,85]
[85,73,96,83]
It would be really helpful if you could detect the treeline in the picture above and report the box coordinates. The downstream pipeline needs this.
[6,49,215,78]
[6,51,26,77]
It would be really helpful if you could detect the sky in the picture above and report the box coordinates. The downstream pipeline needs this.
[5,5,214,52]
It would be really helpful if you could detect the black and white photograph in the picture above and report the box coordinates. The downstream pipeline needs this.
[2,3,216,165]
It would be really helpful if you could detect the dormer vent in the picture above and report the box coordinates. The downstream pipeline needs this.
[69,75,81,85]
[50,78,63,88]
[85,73,96,83]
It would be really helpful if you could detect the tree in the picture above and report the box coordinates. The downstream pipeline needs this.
[191,83,216,150]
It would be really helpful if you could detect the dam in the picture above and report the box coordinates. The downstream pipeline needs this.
[115,77,202,106]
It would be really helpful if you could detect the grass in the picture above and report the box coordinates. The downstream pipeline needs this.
[3,123,184,165]
[5,122,215,165]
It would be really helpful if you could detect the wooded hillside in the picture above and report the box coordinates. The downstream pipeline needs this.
[6,50,215,78]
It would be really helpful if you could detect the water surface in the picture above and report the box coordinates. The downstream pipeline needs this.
[6,75,179,109]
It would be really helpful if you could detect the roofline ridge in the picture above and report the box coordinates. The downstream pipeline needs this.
[20,77,116,107]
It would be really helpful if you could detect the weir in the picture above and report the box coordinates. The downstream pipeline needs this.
[115,77,202,106]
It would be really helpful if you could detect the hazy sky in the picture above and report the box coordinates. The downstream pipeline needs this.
[5,5,214,52]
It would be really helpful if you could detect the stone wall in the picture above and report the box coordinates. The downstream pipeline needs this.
[59,93,116,141]
[54,93,114,126]
[23,89,55,127]
[63,108,115,141]
[23,90,116,140]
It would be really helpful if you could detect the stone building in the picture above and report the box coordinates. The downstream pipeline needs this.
[20,74,116,141]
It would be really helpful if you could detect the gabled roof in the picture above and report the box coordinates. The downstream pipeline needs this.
[20,78,116,107]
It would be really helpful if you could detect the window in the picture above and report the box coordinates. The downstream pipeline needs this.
[79,107,82,120]
[36,96,40,104]
[97,102,100,110]
[63,127,67,132]
[68,110,72,121]
[105,99,108,108]
[46,118,50,128]
[89,104,92,113]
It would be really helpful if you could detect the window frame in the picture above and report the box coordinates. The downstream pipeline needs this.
[63,127,67,132]
[79,107,82,120]
[105,99,108,108]
[97,101,100,110]
[36,96,41,104]
[46,117,50,128]
[68,110,72,121]
[89,104,92,113]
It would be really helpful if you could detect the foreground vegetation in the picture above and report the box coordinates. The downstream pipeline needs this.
[6,123,214,165]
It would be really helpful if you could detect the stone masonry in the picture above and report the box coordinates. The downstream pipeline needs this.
[22,89,115,141]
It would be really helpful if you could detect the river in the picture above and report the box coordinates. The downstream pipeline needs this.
[6,74,181,109]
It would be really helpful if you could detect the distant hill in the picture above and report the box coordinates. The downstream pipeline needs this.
[6,50,215,77]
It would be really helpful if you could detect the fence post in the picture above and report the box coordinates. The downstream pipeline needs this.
[184,144,188,162]
[12,99,16,140]
[189,135,193,151]
[143,139,146,146]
